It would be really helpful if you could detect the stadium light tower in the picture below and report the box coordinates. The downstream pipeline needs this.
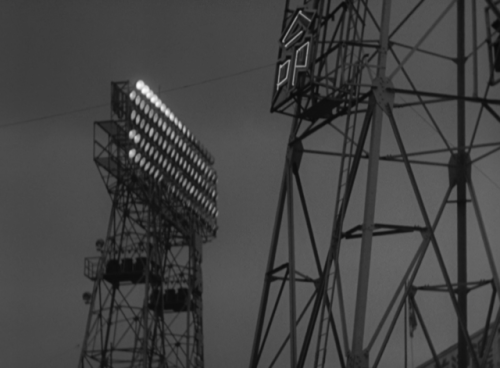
[78,80,217,368]
[250,0,500,368]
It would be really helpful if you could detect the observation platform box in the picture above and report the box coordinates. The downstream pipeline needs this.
[148,288,191,313]
[84,257,161,284]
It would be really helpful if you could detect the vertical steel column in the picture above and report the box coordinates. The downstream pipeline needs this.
[287,133,298,368]
[143,208,152,368]
[350,1,392,366]
[456,1,468,367]
[249,116,298,368]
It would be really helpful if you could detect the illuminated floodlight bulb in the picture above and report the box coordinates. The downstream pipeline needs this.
[148,109,154,119]
[154,132,158,142]
[154,170,159,179]
[159,174,164,182]
[128,129,136,140]
[145,142,150,152]
[149,128,154,138]
[135,153,141,163]
[140,157,146,167]
[145,161,151,171]
[140,119,145,129]
[154,151,159,160]
[141,83,150,95]
[140,139,145,148]
[151,95,158,104]
[135,95,141,105]
[140,100,146,111]
[165,108,171,117]
[135,115,141,125]
[174,117,179,126]
[163,159,167,168]
[155,100,161,109]
[149,165,155,175]
[128,149,136,159]
[163,140,167,150]
[145,104,150,115]
[169,112,174,121]
[145,91,153,100]
[153,113,158,123]
[134,133,141,144]
[182,125,186,135]
[160,104,166,113]
[136,80,145,90]
[129,90,137,100]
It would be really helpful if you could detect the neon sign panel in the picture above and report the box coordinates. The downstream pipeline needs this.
[276,9,315,92]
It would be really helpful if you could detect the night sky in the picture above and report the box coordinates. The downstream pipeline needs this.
[2,1,500,368]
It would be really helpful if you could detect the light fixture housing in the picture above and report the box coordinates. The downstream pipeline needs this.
[94,81,218,239]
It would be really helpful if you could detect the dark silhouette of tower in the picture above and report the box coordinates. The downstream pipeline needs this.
[78,81,217,368]
[250,1,500,367]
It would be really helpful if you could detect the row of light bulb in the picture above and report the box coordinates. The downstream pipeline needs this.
[127,80,218,221]
[132,80,214,165]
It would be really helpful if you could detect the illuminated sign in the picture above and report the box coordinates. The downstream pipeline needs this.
[275,9,316,95]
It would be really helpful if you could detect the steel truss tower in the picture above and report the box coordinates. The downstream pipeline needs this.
[250,0,500,367]
[78,81,218,368]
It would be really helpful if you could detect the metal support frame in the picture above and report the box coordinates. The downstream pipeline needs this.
[250,1,500,367]
[78,82,210,368]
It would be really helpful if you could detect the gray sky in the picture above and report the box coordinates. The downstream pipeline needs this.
[2,1,500,368]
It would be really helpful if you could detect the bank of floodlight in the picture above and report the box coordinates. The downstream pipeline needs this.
[126,80,218,227]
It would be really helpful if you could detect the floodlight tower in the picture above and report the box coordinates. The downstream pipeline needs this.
[250,1,500,368]
[78,80,218,368]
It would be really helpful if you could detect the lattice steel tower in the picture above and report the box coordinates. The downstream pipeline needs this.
[78,81,218,368]
[250,1,500,367]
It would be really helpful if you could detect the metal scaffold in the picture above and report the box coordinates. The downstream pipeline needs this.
[78,81,218,368]
[250,0,500,367]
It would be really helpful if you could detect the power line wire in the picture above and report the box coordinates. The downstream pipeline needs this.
[0,104,109,129]
[0,62,275,130]
[159,62,274,94]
